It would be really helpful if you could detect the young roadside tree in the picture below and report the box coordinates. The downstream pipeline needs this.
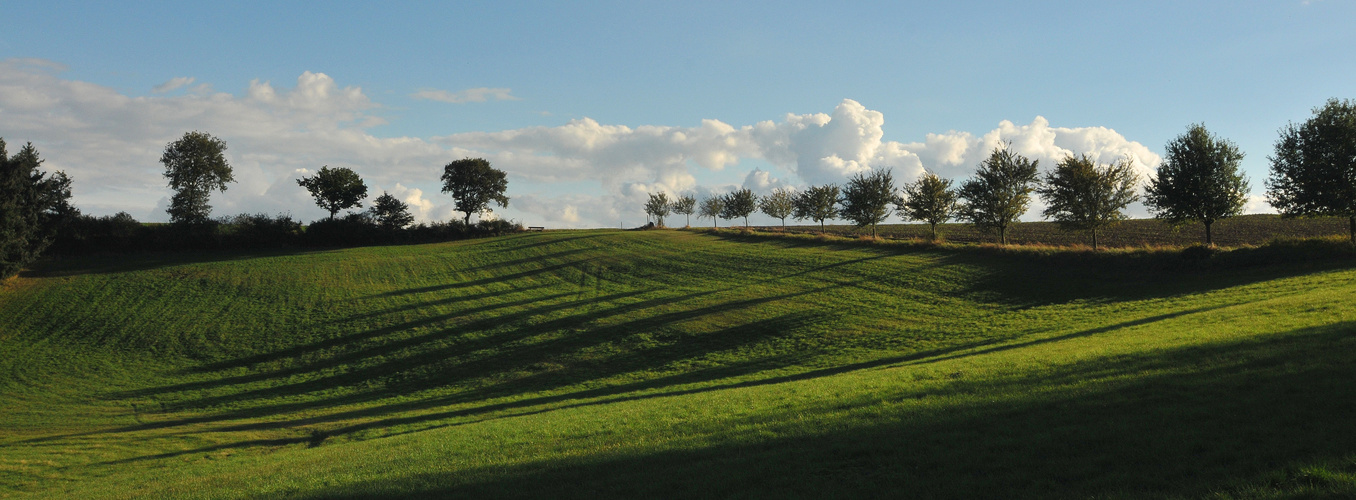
[898,171,959,240]
[297,166,369,221]
[1266,98,1356,245]
[1037,154,1141,250]
[644,192,672,227]
[441,158,509,225]
[957,144,1039,245]
[671,195,697,227]
[840,168,897,238]
[369,191,414,230]
[698,195,725,229]
[1,139,75,279]
[161,131,233,225]
[1144,124,1249,246]
[758,188,796,228]
[793,184,841,232]
[721,188,758,227]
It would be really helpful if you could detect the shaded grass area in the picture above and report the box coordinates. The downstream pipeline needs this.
[786,214,1351,247]
[1,229,1354,498]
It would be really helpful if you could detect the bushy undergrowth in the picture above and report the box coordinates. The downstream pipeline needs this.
[48,212,524,255]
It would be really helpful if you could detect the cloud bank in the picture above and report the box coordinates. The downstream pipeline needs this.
[0,58,1187,227]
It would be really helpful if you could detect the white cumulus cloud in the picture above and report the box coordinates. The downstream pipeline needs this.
[152,77,196,94]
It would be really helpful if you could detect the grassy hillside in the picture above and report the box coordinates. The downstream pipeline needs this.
[1,230,1354,498]
[785,214,1352,247]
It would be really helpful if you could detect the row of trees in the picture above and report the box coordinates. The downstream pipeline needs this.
[0,132,516,278]
[644,98,1356,249]
[160,132,511,228]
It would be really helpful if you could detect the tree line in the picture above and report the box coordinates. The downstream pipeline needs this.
[645,98,1356,250]
[1,133,516,278]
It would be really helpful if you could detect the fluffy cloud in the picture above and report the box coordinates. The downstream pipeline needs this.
[411,87,520,103]
[0,58,1202,227]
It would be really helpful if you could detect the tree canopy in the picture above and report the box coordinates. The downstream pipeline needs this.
[297,166,369,221]
[721,189,758,227]
[1145,124,1249,245]
[758,188,796,228]
[957,144,1039,245]
[1037,154,1141,250]
[161,131,233,225]
[1266,98,1356,244]
[698,195,725,228]
[369,191,414,230]
[441,158,509,225]
[840,168,897,237]
[899,171,959,240]
[1,139,75,279]
[671,195,697,227]
[644,192,672,227]
[793,184,841,232]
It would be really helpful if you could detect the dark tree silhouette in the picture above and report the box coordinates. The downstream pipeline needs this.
[1037,154,1140,250]
[1145,124,1249,246]
[441,158,509,225]
[759,188,796,228]
[671,195,697,227]
[162,131,233,225]
[369,191,414,230]
[1,139,75,278]
[841,168,897,238]
[644,192,672,227]
[793,184,841,232]
[721,189,757,227]
[699,195,724,229]
[297,166,369,221]
[1266,98,1356,245]
[957,143,1039,245]
[899,171,959,240]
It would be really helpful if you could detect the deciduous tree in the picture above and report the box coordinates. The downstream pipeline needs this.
[957,144,1039,245]
[721,188,758,227]
[162,131,233,225]
[793,184,841,232]
[671,195,697,227]
[841,168,897,237]
[1266,98,1356,244]
[369,191,414,230]
[758,188,796,228]
[1037,154,1140,250]
[441,158,509,225]
[1145,124,1249,246]
[297,166,368,221]
[899,171,958,240]
[699,195,724,229]
[644,192,672,227]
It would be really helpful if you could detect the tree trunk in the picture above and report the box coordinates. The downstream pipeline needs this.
[1092,228,1099,251]
[781,218,786,229]
[1350,216,1355,246]
[464,212,472,226]
[930,222,937,241]
[821,219,825,233]
[999,225,1007,245]
[872,223,877,238]
[1204,219,1214,246]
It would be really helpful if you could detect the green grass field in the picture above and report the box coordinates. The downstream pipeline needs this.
[2,229,1355,498]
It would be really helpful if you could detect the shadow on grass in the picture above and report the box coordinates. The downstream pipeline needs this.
[296,320,1356,499]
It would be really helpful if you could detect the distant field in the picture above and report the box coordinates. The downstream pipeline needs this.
[2,230,1355,498]
[763,214,1351,247]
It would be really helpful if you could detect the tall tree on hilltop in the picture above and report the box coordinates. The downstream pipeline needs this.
[793,184,841,232]
[721,188,758,227]
[441,158,509,225]
[759,188,796,228]
[899,171,959,240]
[297,166,369,221]
[957,143,1039,245]
[644,192,672,227]
[1145,124,1249,246]
[162,131,233,225]
[369,191,414,230]
[699,195,725,229]
[840,168,898,238]
[1,139,75,279]
[1266,98,1356,245]
[1037,154,1141,250]
[671,195,697,227]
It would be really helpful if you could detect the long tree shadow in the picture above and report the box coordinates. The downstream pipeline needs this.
[294,320,1356,499]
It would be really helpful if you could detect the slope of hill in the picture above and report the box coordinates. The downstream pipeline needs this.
[1,230,1354,498]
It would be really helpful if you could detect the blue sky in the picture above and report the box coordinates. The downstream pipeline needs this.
[2,1,1353,227]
